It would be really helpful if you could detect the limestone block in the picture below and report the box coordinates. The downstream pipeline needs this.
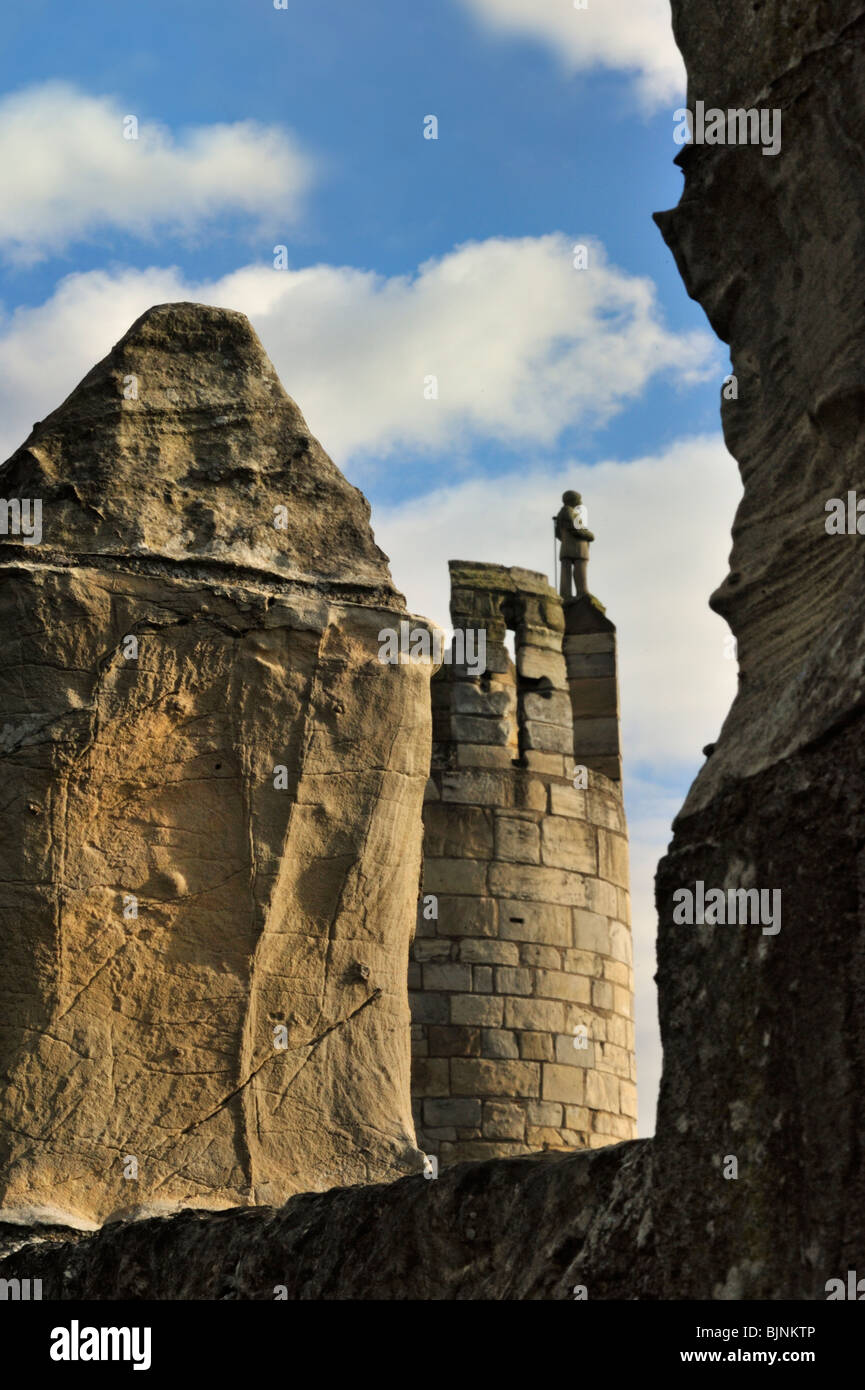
[428,1025,481,1057]
[569,677,619,720]
[0,305,433,1227]
[518,1031,554,1061]
[583,877,618,917]
[563,651,615,679]
[494,815,541,864]
[521,721,574,754]
[598,830,630,888]
[494,966,534,996]
[519,944,561,969]
[572,717,620,757]
[522,691,574,724]
[455,745,516,769]
[592,1112,634,1140]
[503,997,566,1032]
[521,751,568,775]
[603,958,630,986]
[422,963,472,992]
[554,1035,595,1068]
[572,909,612,954]
[434,896,498,938]
[458,939,520,964]
[619,1080,638,1120]
[591,980,614,1010]
[422,804,493,860]
[489,863,587,907]
[452,685,515,718]
[607,920,633,963]
[548,784,587,819]
[440,770,514,808]
[482,1029,520,1060]
[585,785,627,832]
[526,1100,563,1126]
[450,1058,540,1098]
[597,1042,632,1078]
[482,1101,526,1140]
[412,939,453,963]
[423,857,487,896]
[564,1105,591,1132]
[585,1071,619,1112]
[498,900,572,945]
[541,816,597,873]
[451,715,512,746]
[450,994,504,1026]
[535,970,590,1004]
[542,1065,586,1105]
[412,1059,450,1096]
[516,646,568,684]
[409,993,449,1025]
[423,1099,481,1128]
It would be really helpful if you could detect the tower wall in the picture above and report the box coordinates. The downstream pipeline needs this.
[409,562,636,1165]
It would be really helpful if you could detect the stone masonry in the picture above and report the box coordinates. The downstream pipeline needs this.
[409,560,636,1164]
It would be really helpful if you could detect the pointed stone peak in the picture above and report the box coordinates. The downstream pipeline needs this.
[0,301,398,597]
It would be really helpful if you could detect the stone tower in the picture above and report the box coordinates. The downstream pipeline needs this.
[409,555,636,1165]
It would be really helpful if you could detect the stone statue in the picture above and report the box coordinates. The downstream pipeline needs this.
[554,489,594,600]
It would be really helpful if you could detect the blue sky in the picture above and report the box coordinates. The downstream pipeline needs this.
[0,0,741,1134]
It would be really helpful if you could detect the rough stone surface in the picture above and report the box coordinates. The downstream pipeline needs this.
[647,0,865,1298]
[0,304,431,1228]
[0,1142,654,1298]
[4,0,865,1289]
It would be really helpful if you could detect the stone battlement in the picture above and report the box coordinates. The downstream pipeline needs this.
[409,559,636,1164]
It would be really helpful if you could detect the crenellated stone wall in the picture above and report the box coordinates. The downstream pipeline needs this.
[409,562,636,1164]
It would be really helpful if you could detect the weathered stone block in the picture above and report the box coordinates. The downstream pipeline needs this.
[499,900,572,945]
[436,896,498,938]
[412,1058,450,1096]
[423,858,487,896]
[541,816,597,873]
[585,1070,619,1112]
[494,815,541,864]
[450,994,504,1026]
[494,966,534,996]
[422,804,493,860]
[598,830,629,888]
[423,1098,481,1128]
[473,965,493,992]
[504,997,566,1031]
[572,908,612,954]
[450,1058,540,1098]
[548,784,587,819]
[451,715,512,746]
[482,1101,526,1140]
[458,939,519,964]
[423,962,472,992]
[519,943,561,969]
[482,1028,520,1059]
[518,1031,554,1061]
[489,863,586,907]
[542,1064,585,1104]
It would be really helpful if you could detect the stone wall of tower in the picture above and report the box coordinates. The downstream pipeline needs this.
[409,562,637,1165]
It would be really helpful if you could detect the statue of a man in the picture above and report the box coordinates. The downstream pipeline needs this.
[554,490,594,600]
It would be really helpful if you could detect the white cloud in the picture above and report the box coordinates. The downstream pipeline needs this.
[0,83,313,263]
[0,235,718,465]
[458,0,685,108]
[372,438,742,1134]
